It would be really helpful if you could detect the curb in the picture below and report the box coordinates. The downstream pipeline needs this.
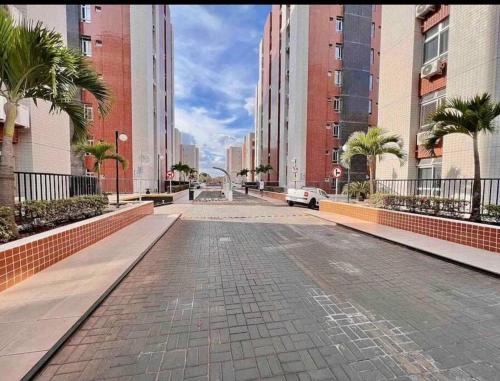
[24,213,182,381]
[307,212,500,278]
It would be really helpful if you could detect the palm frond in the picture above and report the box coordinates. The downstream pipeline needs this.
[103,153,128,170]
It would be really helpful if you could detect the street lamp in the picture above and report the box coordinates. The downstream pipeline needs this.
[115,131,128,208]
[342,143,351,204]
[157,154,164,193]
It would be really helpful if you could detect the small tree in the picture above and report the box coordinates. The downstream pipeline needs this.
[0,9,111,207]
[424,93,500,222]
[341,127,405,195]
[172,162,187,181]
[75,142,128,193]
[255,164,273,180]
[238,168,250,182]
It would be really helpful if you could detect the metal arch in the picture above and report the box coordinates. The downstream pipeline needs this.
[212,167,231,183]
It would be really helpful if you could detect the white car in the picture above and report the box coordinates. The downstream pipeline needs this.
[286,187,330,209]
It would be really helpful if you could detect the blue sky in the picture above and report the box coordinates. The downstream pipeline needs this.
[170,5,271,176]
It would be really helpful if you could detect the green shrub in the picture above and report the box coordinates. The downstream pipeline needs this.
[369,193,389,208]
[379,194,468,217]
[483,204,500,222]
[264,186,285,193]
[0,206,19,243]
[342,181,370,197]
[19,195,108,230]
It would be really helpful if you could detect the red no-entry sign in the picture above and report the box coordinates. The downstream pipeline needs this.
[166,171,174,179]
[331,165,344,179]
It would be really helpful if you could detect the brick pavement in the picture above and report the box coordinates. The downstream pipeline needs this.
[34,199,500,381]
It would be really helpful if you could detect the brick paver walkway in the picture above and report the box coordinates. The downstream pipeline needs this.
[35,198,500,381]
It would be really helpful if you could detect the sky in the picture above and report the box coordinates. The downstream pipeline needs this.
[170,5,271,176]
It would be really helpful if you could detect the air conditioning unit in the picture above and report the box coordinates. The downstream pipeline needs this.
[420,59,443,79]
[415,5,436,19]
[416,131,431,145]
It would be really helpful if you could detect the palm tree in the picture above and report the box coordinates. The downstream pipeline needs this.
[255,164,273,180]
[171,162,186,181]
[0,9,111,207]
[424,93,500,222]
[75,142,127,193]
[341,127,405,195]
[238,168,249,182]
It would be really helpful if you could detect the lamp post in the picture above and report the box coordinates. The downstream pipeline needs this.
[115,131,128,208]
[342,144,350,204]
[157,154,164,193]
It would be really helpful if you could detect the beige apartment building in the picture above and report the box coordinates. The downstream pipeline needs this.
[181,144,199,172]
[242,132,255,181]
[376,5,500,182]
[226,146,242,181]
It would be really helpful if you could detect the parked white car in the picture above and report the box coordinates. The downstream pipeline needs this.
[286,187,330,209]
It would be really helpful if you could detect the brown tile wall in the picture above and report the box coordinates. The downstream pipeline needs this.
[249,189,287,201]
[0,202,153,293]
[320,201,500,253]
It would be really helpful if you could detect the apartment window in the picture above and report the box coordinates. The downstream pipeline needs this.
[335,44,343,60]
[370,49,374,65]
[333,96,342,112]
[80,36,92,57]
[332,148,340,163]
[327,71,332,77]
[95,39,102,47]
[420,90,446,128]
[332,123,340,138]
[336,17,343,32]
[334,70,342,86]
[423,18,449,64]
[95,5,102,12]
[371,22,375,38]
[80,4,91,22]
[83,104,93,121]
[369,74,373,91]
[368,99,372,114]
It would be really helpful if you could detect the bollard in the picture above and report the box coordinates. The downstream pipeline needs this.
[245,186,248,195]
[189,188,194,200]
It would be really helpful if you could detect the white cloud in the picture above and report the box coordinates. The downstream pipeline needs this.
[243,96,255,116]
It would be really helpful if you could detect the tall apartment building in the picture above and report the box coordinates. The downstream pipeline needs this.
[1,5,72,176]
[254,5,381,192]
[173,127,182,179]
[181,144,199,172]
[226,146,242,181]
[242,132,255,181]
[376,5,500,183]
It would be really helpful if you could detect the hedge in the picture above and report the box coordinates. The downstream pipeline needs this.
[0,207,19,243]
[264,186,285,193]
[379,194,468,218]
[19,195,109,231]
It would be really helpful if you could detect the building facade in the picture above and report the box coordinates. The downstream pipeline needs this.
[376,5,500,184]
[181,144,199,172]
[226,146,243,181]
[242,132,255,181]
[254,5,381,192]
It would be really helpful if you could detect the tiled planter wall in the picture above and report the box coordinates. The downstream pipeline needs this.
[0,202,153,292]
[320,200,500,253]
[249,189,287,201]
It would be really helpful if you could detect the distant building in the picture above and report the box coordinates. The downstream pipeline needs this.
[226,146,243,181]
[242,132,255,181]
[181,144,199,172]
[173,128,182,179]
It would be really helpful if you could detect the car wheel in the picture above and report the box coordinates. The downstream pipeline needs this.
[287,201,294,206]
[308,199,316,209]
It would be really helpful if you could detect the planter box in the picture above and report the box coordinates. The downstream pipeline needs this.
[0,202,153,292]
[319,200,500,253]
[249,188,287,201]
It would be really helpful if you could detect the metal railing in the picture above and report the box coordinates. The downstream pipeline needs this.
[375,178,500,214]
[15,172,98,202]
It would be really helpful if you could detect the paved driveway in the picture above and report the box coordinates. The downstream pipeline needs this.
[35,197,500,380]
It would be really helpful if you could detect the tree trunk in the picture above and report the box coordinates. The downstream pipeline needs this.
[470,133,482,222]
[368,156,376,196]
[0,102,18,208]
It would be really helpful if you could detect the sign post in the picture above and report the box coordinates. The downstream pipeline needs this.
[166,170,174,194]
[331,165,344,197]
[291,158,298,189]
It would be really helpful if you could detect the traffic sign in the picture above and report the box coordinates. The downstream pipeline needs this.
[331,165,344,179]
[166,171,174,179]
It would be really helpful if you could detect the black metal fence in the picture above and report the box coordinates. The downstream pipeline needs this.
[15,171,98,202]
[375,178,500,214]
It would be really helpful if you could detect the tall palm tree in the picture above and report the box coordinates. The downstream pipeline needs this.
[238,168,249,182]
[75,142,127,193]
[0,9,111,207]
[341,127,405,195]
[255,164,273,180]
[424,93,500,222]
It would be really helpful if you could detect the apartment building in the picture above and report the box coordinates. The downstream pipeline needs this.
[226,146,243,181]
[254,5,381,192]
[242,132,255,181]
[376,5,500,182]
[181,144,199,172]
[172,127,182,179]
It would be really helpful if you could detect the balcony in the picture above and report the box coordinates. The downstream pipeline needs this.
[0,96,31,128]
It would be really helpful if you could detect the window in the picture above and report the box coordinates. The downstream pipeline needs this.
[95,5,102,12]
[81,36,92,57]
[423,18,449,63]
[327,71,332,77]
[334,70,342,86]
[336,17,343,32]
[335,44,343,60]
[332,148,340,163]
[368,99,372,114]
[370,49,374,65]
[333,96,342,111]
[417,158,442,196]
[332,123,340,137]
[420,91,446,128]
[95,39,102,47]
[80,4,91,22]
[84,104,93,121]
[369,74,373,91]
[371,22,375,38]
